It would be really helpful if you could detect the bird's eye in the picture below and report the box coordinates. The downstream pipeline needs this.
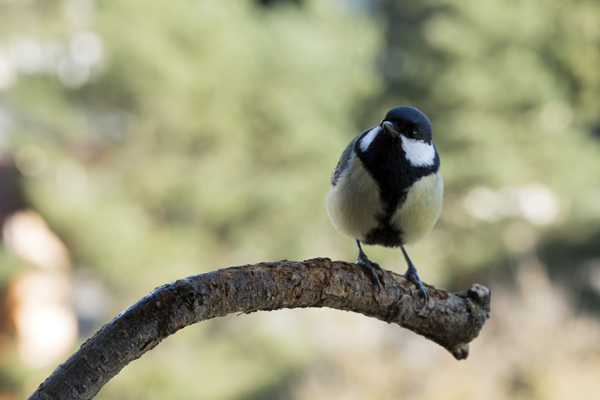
[406,129,418,139]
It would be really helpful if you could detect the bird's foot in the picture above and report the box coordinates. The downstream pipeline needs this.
[404,267,429,305]
[357,254,386,291]
[401,246,429,306]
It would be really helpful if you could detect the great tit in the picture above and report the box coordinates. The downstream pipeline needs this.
[326,106,443,302]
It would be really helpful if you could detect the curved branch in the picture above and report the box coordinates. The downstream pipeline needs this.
[28,258,491,400]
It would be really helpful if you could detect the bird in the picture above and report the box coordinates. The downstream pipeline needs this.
[325,106,443,303]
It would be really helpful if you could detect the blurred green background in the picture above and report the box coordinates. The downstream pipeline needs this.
[1,0,600,398]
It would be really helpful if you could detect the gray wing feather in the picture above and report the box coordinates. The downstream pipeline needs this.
[330,127,374,186]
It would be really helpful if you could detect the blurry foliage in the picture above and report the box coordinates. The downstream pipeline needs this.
[3,0,380,298]
[0,0,600,398]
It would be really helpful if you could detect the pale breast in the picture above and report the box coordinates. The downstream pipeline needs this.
[391,171,443,245]
[325,155,381,242]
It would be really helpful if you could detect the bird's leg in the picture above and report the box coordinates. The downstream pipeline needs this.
[401,246,429,304]
[355,240,385,290]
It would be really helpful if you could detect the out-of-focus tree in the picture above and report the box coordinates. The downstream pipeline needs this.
[2,0,379,294]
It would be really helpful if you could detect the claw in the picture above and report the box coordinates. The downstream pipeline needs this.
[357,256,385,290]
[355,240,386,290]
[401,246,429,306]
[404,265,429,304]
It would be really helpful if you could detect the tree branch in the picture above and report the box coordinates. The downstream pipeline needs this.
[28,258,491,400]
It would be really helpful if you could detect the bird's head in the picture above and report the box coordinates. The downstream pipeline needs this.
[380,106,433,144]
[378,106,437,168]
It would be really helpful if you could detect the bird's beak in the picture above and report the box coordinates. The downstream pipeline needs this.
[381,121,398,136]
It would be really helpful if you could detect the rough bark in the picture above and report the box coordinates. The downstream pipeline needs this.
[28,258,491,400]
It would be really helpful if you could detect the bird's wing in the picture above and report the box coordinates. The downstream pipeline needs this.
[330,127,373,186]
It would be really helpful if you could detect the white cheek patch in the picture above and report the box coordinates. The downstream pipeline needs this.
[359,126,381,152]
[401,136,436,167]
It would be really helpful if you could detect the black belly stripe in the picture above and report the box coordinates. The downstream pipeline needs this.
[365,223,403,248]
[364,188,408,248]
[356,133,439,248]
